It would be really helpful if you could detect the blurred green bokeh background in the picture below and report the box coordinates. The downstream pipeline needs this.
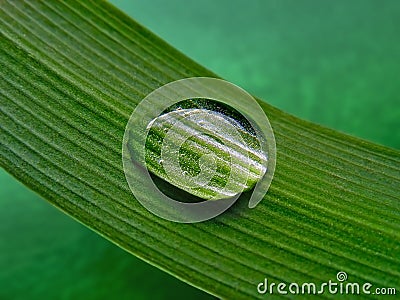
[1,0,399,299]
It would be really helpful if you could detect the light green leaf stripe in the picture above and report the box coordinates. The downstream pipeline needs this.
[0,1,399,299]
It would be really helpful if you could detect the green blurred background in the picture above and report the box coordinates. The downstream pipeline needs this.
[1,0,399,299]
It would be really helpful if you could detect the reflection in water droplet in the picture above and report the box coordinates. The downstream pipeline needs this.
[143,101,270,203]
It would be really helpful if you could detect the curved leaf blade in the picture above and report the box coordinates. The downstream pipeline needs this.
[0,1,399,299]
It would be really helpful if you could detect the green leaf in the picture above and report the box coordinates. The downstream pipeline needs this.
[0,0,399,299]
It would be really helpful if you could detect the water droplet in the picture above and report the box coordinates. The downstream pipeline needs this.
[158,159,164,164]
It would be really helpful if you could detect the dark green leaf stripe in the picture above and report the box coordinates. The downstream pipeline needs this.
[0,1,399,299]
